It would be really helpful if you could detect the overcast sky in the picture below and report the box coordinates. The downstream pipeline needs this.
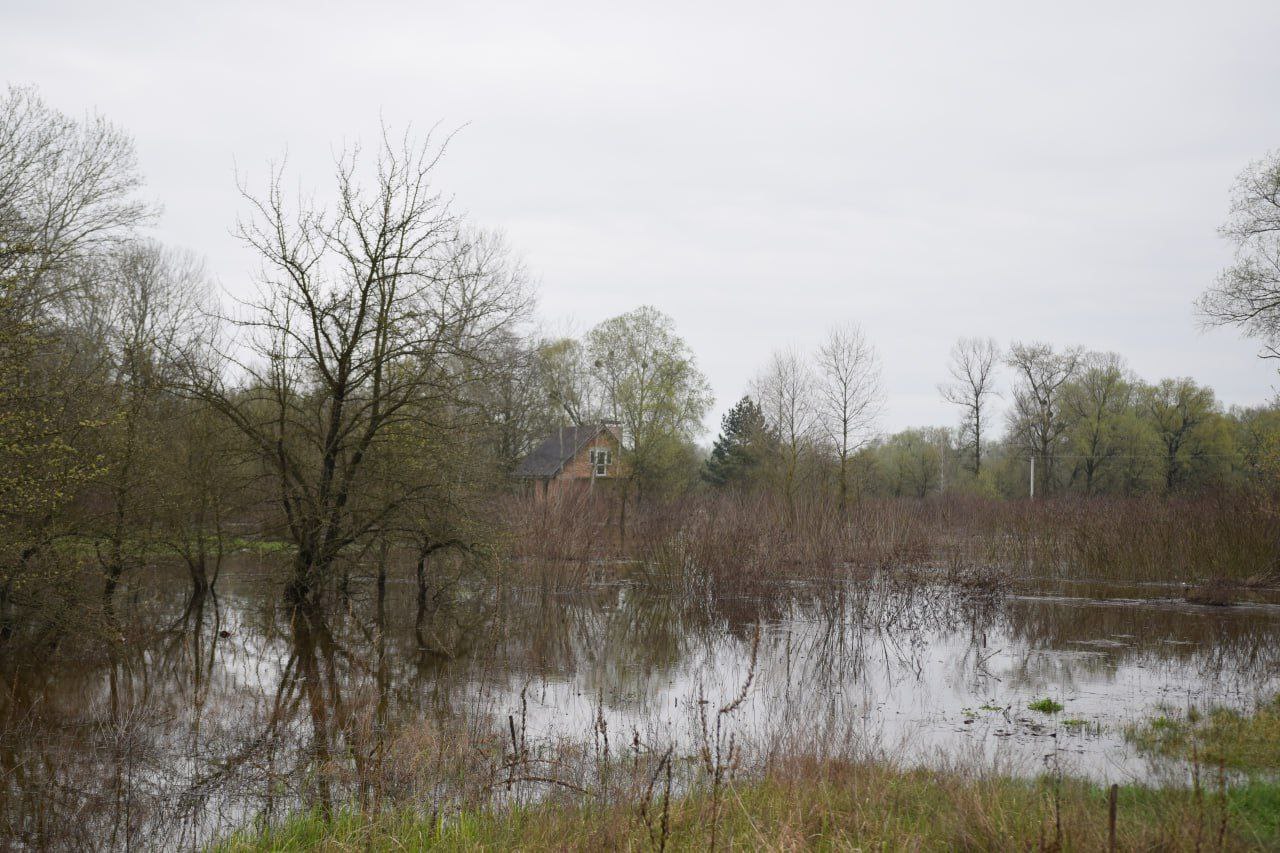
[6,0,1279,434]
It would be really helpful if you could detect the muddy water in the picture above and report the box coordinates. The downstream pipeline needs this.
[2,557,1277,849]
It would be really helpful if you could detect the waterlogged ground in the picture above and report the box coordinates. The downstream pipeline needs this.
[2,556,1279,849]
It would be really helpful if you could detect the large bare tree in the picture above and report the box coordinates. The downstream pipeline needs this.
[1006,341,1082,496]
[469,331,561,472]
[938,337,1000,477]
[1198,149,1280,366]
[536,336,601,427]
[89,241,213,604]
[0,85,151,319]
[814,324,882,510]
[753,347,818,518]
[193,132,529,601]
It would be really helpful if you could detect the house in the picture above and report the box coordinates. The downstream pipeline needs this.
[512,422,625,499]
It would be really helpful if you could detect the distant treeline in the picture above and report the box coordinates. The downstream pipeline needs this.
[701,345,1280,503]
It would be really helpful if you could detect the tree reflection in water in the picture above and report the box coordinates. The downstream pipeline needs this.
[1,555,1277,849]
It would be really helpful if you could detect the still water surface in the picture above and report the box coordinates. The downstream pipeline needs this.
[2,557,1277,849]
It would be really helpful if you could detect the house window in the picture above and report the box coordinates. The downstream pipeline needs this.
[588,448,611,477]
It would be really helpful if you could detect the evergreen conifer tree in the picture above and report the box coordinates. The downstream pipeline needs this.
[702,396,771,487]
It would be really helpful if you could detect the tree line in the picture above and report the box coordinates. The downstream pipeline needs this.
[2,83,1278,638]
[704,336,1279,502]
[701,143,1280,502]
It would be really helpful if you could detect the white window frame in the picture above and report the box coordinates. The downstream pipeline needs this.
[588,447,611,477]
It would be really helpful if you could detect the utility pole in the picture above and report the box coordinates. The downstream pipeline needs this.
[1029,455,1036,499]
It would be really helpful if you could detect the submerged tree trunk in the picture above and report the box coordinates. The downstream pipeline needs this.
[100,485,130,615]
[184,548,210,598]
[415,551,429,611]
[287,548,322,605]
[0,579,12,643]
[181,495,225,597]
[291,603,336,819]
[102,557,124,617]
[375,539,389,602]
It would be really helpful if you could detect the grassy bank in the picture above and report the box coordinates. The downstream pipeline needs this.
[224,694,1280,851]
[223,759,1280,851]
[1127,695,1280,774]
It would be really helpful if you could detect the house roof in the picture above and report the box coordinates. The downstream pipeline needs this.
[513,424,612,478]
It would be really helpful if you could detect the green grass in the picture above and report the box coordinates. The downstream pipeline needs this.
[1126,695,1280,773]
[1028,697,1065,714]
[220,761,1280,851]
[216,697,1280,851]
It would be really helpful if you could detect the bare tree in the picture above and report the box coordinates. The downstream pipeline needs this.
[1006,341,1082,496]
[1198,149,1280,364]
[91,241,213,605]
[814,324,882,510]
[752,347,818,518]
[939,337,1000,477]
[469,331,560,472]
[0,85,152,319]
[191,132,530,601]
[536,336,601,427]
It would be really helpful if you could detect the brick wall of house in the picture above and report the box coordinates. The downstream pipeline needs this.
[522,425,626,501]
[559,430,623,481]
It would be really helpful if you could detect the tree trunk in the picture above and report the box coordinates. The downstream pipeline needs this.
[286,550,320,605]
[0,580,12,643]
[838,452,848,514]
[292,604,334,819]
[415,552,429,611]
[375,539,389,601]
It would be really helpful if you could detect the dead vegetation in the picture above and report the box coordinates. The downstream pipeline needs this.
[502,490,1280,591]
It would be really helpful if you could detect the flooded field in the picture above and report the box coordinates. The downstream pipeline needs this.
[2,557,1278,849]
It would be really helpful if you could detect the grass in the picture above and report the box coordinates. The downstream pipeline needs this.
[1028,697,1065,714]
[1127,695,1280,773]
[221,758,1280,851]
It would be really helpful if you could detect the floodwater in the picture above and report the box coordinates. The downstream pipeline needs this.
[2,556,1278,849]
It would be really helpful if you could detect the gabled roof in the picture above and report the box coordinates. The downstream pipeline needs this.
[513,424,613,478]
